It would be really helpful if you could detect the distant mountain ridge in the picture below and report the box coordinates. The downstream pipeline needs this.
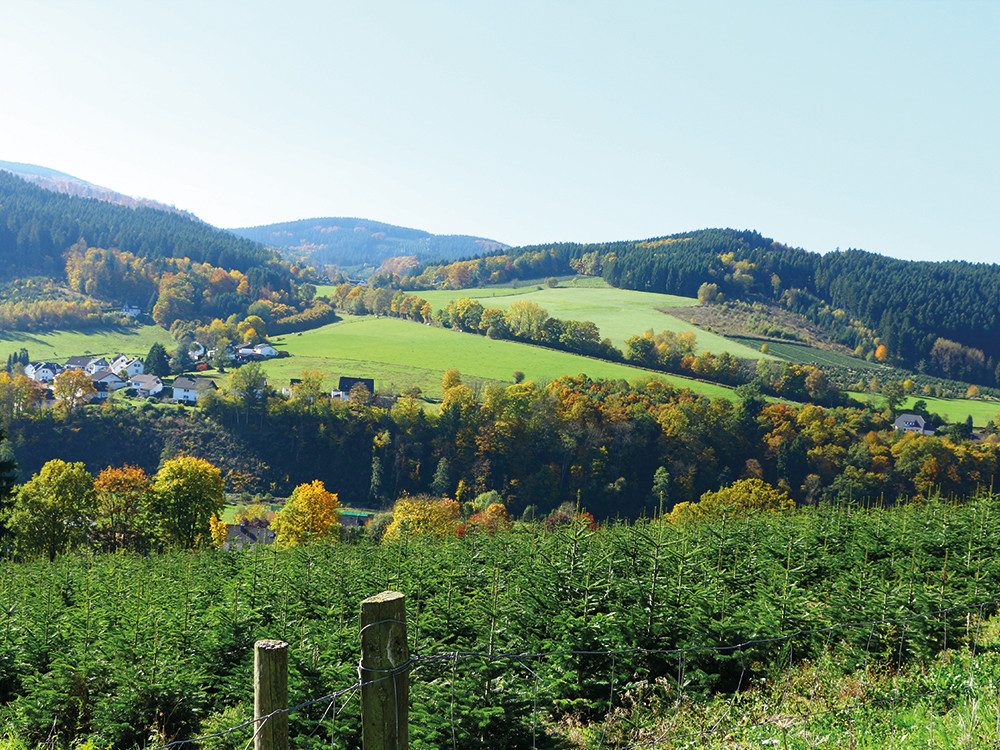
[0,160,196,219]
[230,217,508,272]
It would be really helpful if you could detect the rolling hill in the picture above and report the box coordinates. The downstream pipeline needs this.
[229,217,508,275]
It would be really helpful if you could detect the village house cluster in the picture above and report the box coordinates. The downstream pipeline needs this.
[23,354,218,405]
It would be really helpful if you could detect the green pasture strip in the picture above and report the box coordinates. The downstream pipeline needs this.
[0,325,174,363]
[849,391,1000,427]
[414,284,769,361]
[266,315,737,400]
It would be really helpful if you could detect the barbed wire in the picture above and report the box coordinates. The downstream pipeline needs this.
[149,601,999,749]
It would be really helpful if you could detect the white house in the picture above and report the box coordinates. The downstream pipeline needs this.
[110,354,145,379]
[893,414,936,435]
[206,345,236,362]
[129,374,163,397]
[90,368,127,392]
[121,303,142,317]
[254,343,277,358]
[171,376,217,403]
[25,362,62,382]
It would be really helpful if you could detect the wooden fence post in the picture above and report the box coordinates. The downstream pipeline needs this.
[254,639,289,750]
[360,591,409,750]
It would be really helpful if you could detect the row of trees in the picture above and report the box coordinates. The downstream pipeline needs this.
[2,456,223,559]
[0,453,348,560]
[188,368,1000,515]
[436,297,621,358]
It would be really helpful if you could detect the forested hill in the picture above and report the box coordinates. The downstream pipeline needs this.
[411,228,1000,381]
[230,217,508,272]
[0,159,195,218]
[0,169,275,277]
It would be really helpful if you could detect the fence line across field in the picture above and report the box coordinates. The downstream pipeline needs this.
[150,596,998,750]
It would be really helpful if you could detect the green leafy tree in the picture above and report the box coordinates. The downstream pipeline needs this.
[171,343,193,375]
[153,456,224,548]
[7,459,95,561]
[0,435,18,544]
[145,342,171,377]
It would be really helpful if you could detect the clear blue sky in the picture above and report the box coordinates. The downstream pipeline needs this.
[2,1,997,262]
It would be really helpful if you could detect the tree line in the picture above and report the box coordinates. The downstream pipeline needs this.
[8,368,999,519]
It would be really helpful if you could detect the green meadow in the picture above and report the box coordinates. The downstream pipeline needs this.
[849,391,1000,428]
[412,278,769,359]
[265,315,737,400]
[0,325,174,363]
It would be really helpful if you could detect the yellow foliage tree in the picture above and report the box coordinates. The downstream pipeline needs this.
[874,344,889,362]
[383,496,460,542]
[669,478,794,524]
[53,369,97,413]
[273,479,342,547]
[209,512,229,548]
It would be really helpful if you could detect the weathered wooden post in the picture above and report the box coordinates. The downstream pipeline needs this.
[360,591,409,750]
[254,639,289,750]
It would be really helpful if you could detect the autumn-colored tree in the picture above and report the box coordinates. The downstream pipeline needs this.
[874,344,889,362]
[382,495,460,542]
[233,503,269,524]
[209,512,229,548]
[153,456,224,548]
[465,502,511,534]
[8,459,95,561]
[273,479,342,547]
[669,478,794,524]
[0,372,42,425]
[290,370,326,405]
[93,465,155,552]
[53,369,97,413]
[441,368,462,391]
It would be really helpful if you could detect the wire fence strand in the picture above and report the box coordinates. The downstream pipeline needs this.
[151,600,1000,750]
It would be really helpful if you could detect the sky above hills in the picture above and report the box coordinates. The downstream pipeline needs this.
[2,1,997,263]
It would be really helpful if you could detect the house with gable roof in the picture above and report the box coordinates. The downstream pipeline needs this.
[110,354,144,379]
[25,362,62,382]
[129,374,163,398]
[90,368,127,393]
[171,376,218,404]
[893,413,937,436]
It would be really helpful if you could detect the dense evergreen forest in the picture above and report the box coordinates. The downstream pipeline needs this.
[230,216,507,271]
[0,171,275,276]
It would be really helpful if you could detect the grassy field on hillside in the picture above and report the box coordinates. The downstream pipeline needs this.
[849,391,1000,427]
[395,279,769,359]
[265,315,737,400]
[0,325,174,363]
